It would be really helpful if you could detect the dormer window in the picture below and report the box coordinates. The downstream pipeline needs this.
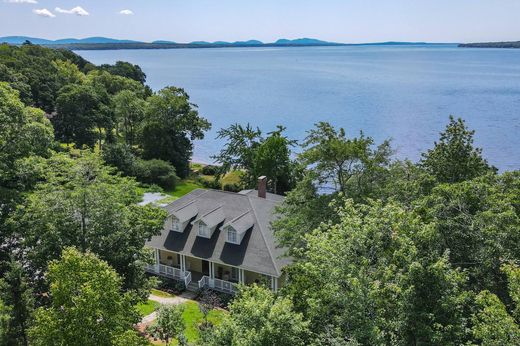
[198,222,209,237]
[227,228,238,244]
[172,217,181,232]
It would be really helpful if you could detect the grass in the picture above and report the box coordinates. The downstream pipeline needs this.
[136,300,160,316]
[179,301,226,343]
[150,288,175,298]
[148,301,227,345]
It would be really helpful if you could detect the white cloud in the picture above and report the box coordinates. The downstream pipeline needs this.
[55,6,89,16]
[119,9,134,15]
[33,8,55,17]
[5,0,38,3]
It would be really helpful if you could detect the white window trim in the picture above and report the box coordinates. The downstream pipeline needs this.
[227,227,238,244]
[198,222,209,238]
[171,217,182,232]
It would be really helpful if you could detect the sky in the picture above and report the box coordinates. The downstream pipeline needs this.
[1,0,519,43]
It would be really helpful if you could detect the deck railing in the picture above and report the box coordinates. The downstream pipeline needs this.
[198,275,238,294]
[146,263,190,285]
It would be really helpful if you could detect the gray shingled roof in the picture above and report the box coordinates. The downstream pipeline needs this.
[146,189,291,277]
[169,200,198,223]
[222,210,255,234]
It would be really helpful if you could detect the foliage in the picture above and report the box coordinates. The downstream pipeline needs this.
[201,164,219,175]
[99,61,147,84]
[198,289,222,325]
[113,90,146,145]
[102,142,138,176]
[300,121,392,199]
[213,124,296,193]
[152,305,185,344]
[9,151,166,297]
[140,86,211,178]
[0,298,10,345]
[135,158,179,190]
[53,83,111,147]
[208,284,310,346]
[471,264,520,345]
[284,200,471,345]
[0,260,34,346]
[421,116,495,183]
[28,248,138,346]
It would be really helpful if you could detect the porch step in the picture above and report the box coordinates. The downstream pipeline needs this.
[186,281,199,292]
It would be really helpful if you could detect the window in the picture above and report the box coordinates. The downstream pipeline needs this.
[198,222,209,237]
[227,228,237,244]
[172,217,181,232]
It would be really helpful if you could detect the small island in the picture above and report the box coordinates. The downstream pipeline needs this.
[459,41,520,48]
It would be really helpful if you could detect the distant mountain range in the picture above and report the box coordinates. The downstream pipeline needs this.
[0,36,456,50]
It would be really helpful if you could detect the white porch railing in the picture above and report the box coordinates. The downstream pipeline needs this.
[146,263,191,286]
[184,271,192,287]
[198,275,238,294]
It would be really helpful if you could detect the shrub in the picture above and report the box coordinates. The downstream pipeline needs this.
[200,178,221,190]
[223,183,242,192]
[135,159,178,190]
[102,143,137,176]
[201,165,219,176]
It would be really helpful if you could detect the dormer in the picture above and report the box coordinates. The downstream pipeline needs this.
[192,205,225,239]
[167,201,198,233]
[222,210,254,245]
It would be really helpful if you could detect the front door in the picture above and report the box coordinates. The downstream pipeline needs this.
[202,260,209,276]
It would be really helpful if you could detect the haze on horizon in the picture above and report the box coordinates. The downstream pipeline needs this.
[1,0,519,44]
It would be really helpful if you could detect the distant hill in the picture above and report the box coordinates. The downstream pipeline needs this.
[0,36,143,45]
[274,38,337,45]
[459,41,520,48]
[0,35,453,51]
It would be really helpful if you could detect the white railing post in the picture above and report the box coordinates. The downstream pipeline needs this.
[155,249,160,272]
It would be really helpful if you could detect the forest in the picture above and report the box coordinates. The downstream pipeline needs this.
[1,42,520,345]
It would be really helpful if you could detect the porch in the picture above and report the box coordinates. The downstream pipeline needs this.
[146,248,278,294]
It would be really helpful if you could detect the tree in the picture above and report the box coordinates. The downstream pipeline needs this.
[52,59,86,86]
[213,124,296,193]
[113,90,146,145]
[152,305,185,344]
[140,86,211,178]
[213,123,263,182]
[99,61,147,84]
[208,284,310,346]
[471,264,520,345]
[252,126,296,194]
[0,83,53,266]
[53,83,111,148]
[417,174,520,299]
[421,116,495,183]
[300,122,392,199]
[198,289,221,327]
[0,260,34,346]
[284,200,471,345]
[9,151,166,297]
[28,248,139,346]
[0,298,10,345]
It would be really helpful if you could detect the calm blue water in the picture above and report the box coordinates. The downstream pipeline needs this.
[78,45,520,171]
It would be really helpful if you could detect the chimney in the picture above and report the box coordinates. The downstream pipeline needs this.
[257,176,267,198]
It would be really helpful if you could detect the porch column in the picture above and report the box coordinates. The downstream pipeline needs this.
[180,254,186,273]
[239,269,245,284]
[270,276,278,292]
[154,248,160,272]
[209,261,215,279]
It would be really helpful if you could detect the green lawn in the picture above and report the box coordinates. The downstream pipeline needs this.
[181,301,226,342]
[150,301,227,345]
[150,288,175,298]
[136,300,160,316]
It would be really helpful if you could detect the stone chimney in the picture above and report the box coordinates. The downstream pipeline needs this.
[257,176,267,198]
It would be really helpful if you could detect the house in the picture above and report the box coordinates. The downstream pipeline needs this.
[145,176,291,294]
